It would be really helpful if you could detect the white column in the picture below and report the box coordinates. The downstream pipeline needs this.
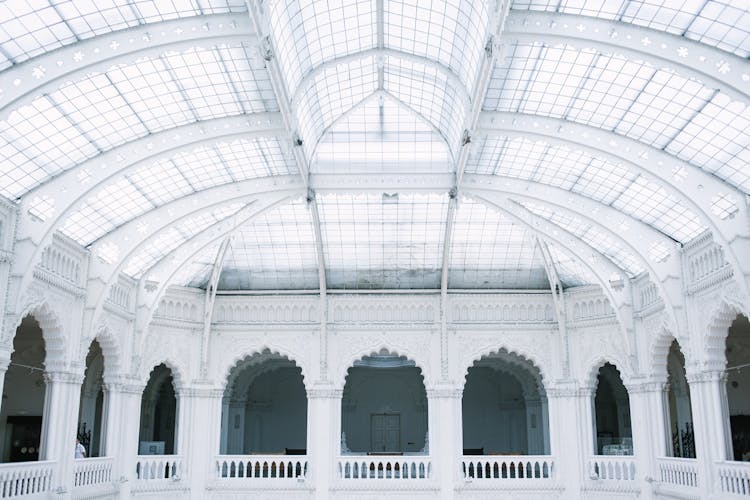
[427,384,462,500]
[307,385,341,500]
[626,380,667,499]
[687,370,731,497]
[547,384,592,500]
[179,385,223,500]
[0,350,10,406]
[102,379,143,497]
[40,370,84,499]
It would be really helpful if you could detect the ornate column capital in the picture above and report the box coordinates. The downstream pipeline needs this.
[43,370,84,385]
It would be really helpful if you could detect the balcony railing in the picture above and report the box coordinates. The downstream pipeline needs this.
[462,456,555,480]
[657,456,699,488]
[73,457,113,488]
[587,455,636,481]
[717,461,750,495]
[337,456,432,479]
[135,455,184,481]
[0,461,54,499]
[215,455,308,479]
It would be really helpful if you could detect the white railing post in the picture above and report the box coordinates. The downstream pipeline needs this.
[307,385,341,500]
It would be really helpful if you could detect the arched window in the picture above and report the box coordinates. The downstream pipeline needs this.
[138,364,178,455]
[593,363,632,456]
[77,340,105,458]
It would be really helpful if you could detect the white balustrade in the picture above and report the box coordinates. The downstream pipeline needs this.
[215,455,308,479]
[587,456,636,481]
[73,457,113,488]
[135,455,184,481]
[0,461,54,498]
[657,457,698,488]
[462,456,554,480]
[337,456,431,479]
[717,461,750,495]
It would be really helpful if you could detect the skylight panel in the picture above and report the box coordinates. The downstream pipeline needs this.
[520,201,645,276]
[177,242,221,289]
[270,0,377,94]
[385,56,465,150]
[667,93,750,193]
[0,139,47,199]
[570,157,639,205]
[545,242,596,288]
[611,176,706,242]
[313,94,451,173]
[127,160,196,207]
[0,1,248,66]
[123,202,245,279]
[510,1,750,58]
[218,199,319,290]
[384,0,488,90]
[296,56,378,156]
[0,96,98,187]
[216,137,297,179]
[449,199,549,289]
[318,192,448,289]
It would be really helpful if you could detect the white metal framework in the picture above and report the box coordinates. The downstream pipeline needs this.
[0,0,748,328]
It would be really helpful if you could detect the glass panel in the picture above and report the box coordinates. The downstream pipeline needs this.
[511,0,750,57]
[218,199,319,290]
[176,242,221,288]
[269,0,377,94]
[449,198,549,289]
[384,0,488,89]
[318,192,448,289]
[0,0,247,68]
[313,94,451,173]
[545,242,597,288]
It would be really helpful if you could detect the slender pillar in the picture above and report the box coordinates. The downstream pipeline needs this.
[307,385,341,500]
[0,350,11,405]
[40,370,84,499]
[427,384,462,500]
[547,384,592,500]
[179,385,224,500]
[687,370,731,497]
[101,378,143,497]
[626,379,667,499]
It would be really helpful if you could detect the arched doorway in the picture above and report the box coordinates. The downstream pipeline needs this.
[462,353,549,456]
[138,364,177,455]
[0,316,47,462]
[666,340,695,458]
[726,314,750,461]
[341,353,427,455]
[593,363,632,455]
[77,340,104,458]
[220,353,307,455]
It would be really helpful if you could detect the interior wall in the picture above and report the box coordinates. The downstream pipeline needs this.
[341,366,427,454]
[0,316,46,463]
[462,366,529,455]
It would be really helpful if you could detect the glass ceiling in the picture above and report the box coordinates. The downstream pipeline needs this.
[1,0,746,293]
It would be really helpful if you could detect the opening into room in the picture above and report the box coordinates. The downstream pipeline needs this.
[77,340,104,458]
[726,314,750,462]
[666,340,695,458]
[341,352,427,455]
[138,364,177,456]
[219,352,307,456]
[593,363,632,456]
[0,316,46,463]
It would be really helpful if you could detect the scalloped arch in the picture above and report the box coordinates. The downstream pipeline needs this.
[221,347,308,396]
[16,300,66,371]
[583,359,632,393]
[337,347,430,391]
[139,359,185,392]
[461,345,548,389]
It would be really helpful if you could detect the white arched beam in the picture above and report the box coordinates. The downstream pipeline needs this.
[477,112,750,301]
[86,180,303,329]
[503,11,750,102]
[0,13,256,121]
[472,193,638,372]
[130,193,298,363]
[470,185,681,323]
[13,114,285,313]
